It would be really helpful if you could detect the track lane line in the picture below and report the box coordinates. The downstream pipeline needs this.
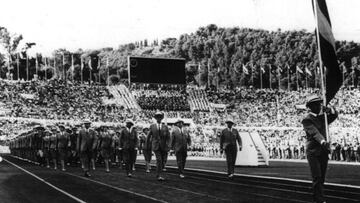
[138,164,360,202]
[3,158,86,203]
[64,172,168,203]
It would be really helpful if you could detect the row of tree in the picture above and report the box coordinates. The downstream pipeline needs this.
[1,24,360,88]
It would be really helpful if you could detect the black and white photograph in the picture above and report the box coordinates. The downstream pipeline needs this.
[0,0,360,202]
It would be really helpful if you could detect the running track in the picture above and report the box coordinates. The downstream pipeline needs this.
[1,155,359,203]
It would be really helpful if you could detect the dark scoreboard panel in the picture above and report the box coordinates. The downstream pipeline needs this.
[128,56,186,84]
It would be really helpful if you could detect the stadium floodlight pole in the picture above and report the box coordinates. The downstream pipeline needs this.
[313,0,330,142]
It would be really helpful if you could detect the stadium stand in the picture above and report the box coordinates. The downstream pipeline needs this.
[1,79,360,162]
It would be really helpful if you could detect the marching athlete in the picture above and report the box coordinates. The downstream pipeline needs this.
[141,127,152,173]
[302,95,338,203]
[77,120,98,177]
[57,124,70,171]
[220,118,242,178]
[49,127,58,170]
[120,119,138,177]
[147,111,171,181]
[98,125,113,173]
[170,119,191,178]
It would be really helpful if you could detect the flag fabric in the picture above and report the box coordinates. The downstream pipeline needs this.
[242,64,249,75]
[88,58,92,70]
[305,67,312,76]
[296,66,304,74]
[313,0,342,104]
[71,54,74,71]
[261,66,265,73]
[340,62,346,73]
[277,66,282,73]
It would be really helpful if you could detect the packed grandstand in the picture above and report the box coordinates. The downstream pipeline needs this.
[1,79,359,162]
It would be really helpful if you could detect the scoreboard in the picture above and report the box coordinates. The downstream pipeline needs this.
[128,56,186,84]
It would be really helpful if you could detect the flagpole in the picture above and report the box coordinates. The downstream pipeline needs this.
[278,66,281,90]
[71,54,74,81]
[313,0,330,142]
[81,57,83,84]
[269,64,272,89]
[35,54,38,78]
[107,57,109,86]
[45,58,47,80]
[99,59,101,84]
[26,55,29,81]
[305,68,308,89]
[54,56,56,80]
[89,58,92,85]
[342,65,345,87]
[260,66,263,89]
[251,64,254,87]
[287,65,290,91]
[62,53,65,81]
[17,53,20,80]
[207,61,210,88]
[198,63,201,85]
[352,66,355,87]
[296,67,299,90]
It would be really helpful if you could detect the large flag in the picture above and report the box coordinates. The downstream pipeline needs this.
[242,64,249,75]
[313,0,342,104]
[305,67,312,76]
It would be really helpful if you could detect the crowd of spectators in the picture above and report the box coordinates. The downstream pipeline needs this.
[1,79,360,162]
[131,84,190,111]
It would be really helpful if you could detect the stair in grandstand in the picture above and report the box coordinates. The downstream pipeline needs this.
[107,85,141,110]
[256,147,267,166]
[187,88,211,112]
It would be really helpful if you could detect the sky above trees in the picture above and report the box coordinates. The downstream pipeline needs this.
[1,0,359,55]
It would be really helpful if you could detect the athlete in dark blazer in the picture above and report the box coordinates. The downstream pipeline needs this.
[302,95,338,203]
[120,119,139,177]
[77,120,98,177]
[147,111,171,181]
[220,118,242,178]
[170,119,191,178]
